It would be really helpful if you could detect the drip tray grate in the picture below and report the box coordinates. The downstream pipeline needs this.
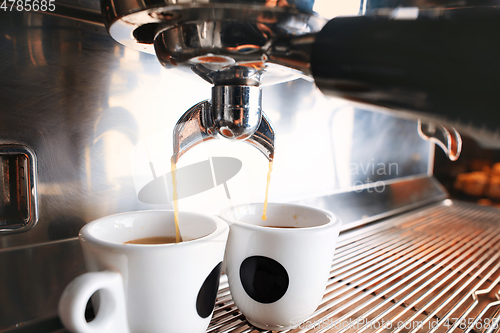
[208,201,500,333]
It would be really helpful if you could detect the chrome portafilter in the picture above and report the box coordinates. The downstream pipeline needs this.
[172,77,275,163]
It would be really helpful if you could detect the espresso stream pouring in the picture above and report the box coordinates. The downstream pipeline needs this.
[170,75,276,237]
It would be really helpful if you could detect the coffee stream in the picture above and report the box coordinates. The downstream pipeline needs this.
[171,157,182,243]
[262,161,273,221]
[171,156,272,235]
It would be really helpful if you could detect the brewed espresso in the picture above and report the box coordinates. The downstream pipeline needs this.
[125,235,199,244]
[125,236,178,244]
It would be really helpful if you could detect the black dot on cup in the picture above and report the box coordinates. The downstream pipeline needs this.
[196,262,222,318]
[239,256,289,304]
[85,291,97,322]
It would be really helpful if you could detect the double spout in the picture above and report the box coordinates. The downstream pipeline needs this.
[172,83,275,163]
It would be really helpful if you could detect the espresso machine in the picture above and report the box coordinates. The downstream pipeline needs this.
[2,0,500,332]
[101,0,500,163]
[102,1,498,160]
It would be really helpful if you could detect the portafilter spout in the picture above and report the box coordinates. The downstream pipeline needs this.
[172,84,275,163]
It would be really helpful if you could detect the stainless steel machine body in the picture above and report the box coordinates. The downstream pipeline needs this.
[100,0,500,158]
[1,1,500,333]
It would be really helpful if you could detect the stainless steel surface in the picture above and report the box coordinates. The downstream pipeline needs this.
[152,17,317,86]
[363,0,500,15]
[54,0,102,13]
[208,201,500,333]
[0,144,38,234]
[57,0,361,20]
[173,100,215,162]
[295,176,447,231]
[104,0,323,71]
[0,12,147,249]
[0,238,85,332]
[418,121,462,162]
[39,3,103,26]
[245,112,275,162]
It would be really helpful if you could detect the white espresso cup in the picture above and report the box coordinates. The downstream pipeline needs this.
[220,203,341,331]
[59,210,229,333]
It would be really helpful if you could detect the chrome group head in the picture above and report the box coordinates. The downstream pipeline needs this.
[101,0,325,161]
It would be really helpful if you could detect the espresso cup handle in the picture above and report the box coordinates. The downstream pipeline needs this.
[59,271,129,333]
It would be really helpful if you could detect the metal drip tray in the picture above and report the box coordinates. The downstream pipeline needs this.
[208,201,500,333]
